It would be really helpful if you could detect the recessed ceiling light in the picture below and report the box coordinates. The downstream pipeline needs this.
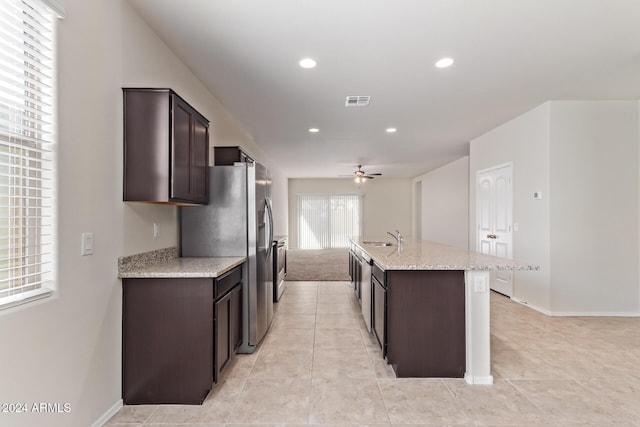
[308,128,319,133]
[435,57,454,68]
[386,128,397,133]
[299,58,317,69]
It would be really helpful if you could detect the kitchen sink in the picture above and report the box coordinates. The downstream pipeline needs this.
[363,241,394,247]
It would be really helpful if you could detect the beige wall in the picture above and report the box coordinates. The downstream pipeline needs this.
[0,1,285,426]
[288,178,413,249]
[413,157,469,249]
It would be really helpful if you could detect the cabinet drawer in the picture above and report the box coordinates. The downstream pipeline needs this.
[372,263,385,285]
[215,265,242,299]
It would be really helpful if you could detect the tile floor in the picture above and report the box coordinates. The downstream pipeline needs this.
[107,281,640,426]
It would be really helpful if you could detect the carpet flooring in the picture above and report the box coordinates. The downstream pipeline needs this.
[285,248,350,281]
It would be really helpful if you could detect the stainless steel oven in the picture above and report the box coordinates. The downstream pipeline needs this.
[273,236,287,301]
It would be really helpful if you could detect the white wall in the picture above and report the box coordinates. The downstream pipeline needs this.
[288,178,413,249]
[470,103,552,312]
[0,1,286,426]
[413,156,470,249]
[470,100,640,315]
[549,101,639,314]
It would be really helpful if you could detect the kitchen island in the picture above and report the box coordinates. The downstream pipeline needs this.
[350,238,537,385]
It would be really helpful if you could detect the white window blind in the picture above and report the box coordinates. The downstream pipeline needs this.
[297,194,363,249]
[0,0,58,310]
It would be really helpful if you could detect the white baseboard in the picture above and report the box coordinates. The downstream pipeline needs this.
[510,296,640,317]
[550,310,640,317]
[92,399,122,427]
[464,373,494,385]
[510,296,552,316]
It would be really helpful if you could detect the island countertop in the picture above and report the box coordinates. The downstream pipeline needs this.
[350,238,538,271]
[118,247,245,279]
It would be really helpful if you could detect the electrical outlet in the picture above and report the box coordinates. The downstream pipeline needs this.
[474,276,487,293]
[153,223,160,238]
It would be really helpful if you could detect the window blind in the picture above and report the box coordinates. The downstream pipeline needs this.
[0,0,58,310]
[297,194,363,249]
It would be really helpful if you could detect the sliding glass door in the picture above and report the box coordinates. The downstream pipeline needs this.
[297,194,363,249]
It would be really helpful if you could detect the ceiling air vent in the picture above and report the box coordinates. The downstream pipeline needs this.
[345,95,371,107]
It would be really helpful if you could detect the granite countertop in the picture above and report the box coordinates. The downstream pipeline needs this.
[118,247,246,279]
[350,238,538,271]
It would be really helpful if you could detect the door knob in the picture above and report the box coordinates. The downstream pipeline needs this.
[487,234,497,239]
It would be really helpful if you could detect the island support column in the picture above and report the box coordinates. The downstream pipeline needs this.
[464,270,493,385]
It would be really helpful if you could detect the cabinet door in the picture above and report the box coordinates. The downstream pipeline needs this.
[171,94,209,204]
[214,291,231,382]
[123,278,213,404]
[190,114,209,203]
[171,95,192,201]
[231,284,243,351]
[372,276,386,356]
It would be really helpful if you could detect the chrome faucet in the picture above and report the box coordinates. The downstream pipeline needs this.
[387,229,403,246]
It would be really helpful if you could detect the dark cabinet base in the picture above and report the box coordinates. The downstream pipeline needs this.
[122,264,243,405]
[122,278,213,405]
[386,270,466,378]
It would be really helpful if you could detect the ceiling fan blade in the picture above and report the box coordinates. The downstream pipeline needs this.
[368,173,382,176]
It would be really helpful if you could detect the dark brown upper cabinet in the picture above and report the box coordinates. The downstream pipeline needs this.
[123,88,209,205]
[213,146,254,165]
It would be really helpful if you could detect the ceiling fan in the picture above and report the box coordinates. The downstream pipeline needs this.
[344,165,382,183]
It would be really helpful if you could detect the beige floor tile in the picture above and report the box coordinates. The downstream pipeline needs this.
[270,313,316,329]
[318,293,353,304]
[276,301,318,314]
[378,378,471,425]
[312,348,375,378]
[444,378,549,425]
[314,328,365,349]
[369,350,396,379]
[250,348,313,379]
[228,378,311,423]
[278,293,318,303]
[316,313,358,329]
[224,350,260,379]
[491,349,571,380]
[105,405,156,424]
[578,378,640,419]
[260,327,316,351]
[510,379,630,424]
[316,302,357,314]
[145,377,245,424]
[309,378,390,424]
[529,348,614,380]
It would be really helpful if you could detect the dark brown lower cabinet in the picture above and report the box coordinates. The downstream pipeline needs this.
[122,264,243,405]
[122,278,213,405]
[385,270,466,378]
[214,283,242,381]
[372,274,386,355]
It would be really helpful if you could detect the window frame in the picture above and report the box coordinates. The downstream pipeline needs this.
[0,0,63,312]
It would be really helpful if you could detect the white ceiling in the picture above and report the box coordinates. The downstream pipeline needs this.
[128,0,640,179]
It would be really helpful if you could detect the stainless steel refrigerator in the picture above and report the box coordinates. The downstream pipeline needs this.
[181,162,274,353]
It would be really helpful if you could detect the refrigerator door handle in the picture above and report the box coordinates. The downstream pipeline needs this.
[265,200,274,258]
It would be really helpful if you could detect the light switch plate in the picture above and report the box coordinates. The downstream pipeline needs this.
[81,232,94,256]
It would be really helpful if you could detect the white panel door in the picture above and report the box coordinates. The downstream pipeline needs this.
[476,164,513,296]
